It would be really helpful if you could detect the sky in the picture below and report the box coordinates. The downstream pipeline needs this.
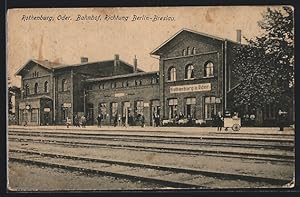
[7,6,279,87]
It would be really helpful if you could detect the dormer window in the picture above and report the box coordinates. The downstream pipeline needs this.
[182,49,186,56]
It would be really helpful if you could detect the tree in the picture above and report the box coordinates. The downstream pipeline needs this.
[231,6,294,111]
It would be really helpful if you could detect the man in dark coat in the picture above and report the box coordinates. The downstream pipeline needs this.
[97,114,102,127]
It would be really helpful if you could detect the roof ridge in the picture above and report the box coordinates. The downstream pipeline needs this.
[150,28,240,55]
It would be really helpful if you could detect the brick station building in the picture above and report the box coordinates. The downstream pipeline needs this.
[15,56,142,126]
[15,28,292,127]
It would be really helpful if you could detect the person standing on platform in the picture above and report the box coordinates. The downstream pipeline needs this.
[97,114,102,128]
[216,112,224,131]
[81,115,86,128]
[141,114,145,128]
[113,113,118,127]
[278,109,287,131]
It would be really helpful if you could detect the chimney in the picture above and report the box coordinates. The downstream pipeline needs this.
[81,57,88,63]
[133,55,138,73]
[236,29,242,43]
[114,54,120,74]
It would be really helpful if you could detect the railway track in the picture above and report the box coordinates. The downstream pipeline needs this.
[9,129,294,140]
[9,135,294,163]
[9,149,290,189]
[9,130,294,150]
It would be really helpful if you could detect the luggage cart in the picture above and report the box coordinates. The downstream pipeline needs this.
[224,117,241,131]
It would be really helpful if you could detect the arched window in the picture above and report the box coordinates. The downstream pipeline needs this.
[185,64,195,79]
[123,81,128,87]
[187,47,191,55]
[25,84,29,96]
[168,67,176,81]
[62,79,68,91]
[34,83,38,94]
[192,47,196,55]
[151,77,158,84]
[111,82,116,88]
[99,83,105,89]
[182,49,186,56]
[204,62,214,77]
[44,81,48,93]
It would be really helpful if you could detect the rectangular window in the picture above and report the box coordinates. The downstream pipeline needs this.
[111,102,118,117]
[99,103,107,119]
[205,97,216,119]
[122,102,131,117]
[135,101,144,115]
[186,97,196,118]
[168,98,178,119]
[31,109,38,123]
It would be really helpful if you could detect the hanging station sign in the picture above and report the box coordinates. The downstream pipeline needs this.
[170,83,211,94]
[114,93,126,97]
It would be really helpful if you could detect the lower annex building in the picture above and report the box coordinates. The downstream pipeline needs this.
[14,28,294,127]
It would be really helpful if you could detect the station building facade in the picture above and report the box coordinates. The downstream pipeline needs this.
[15,28,291,127]
[15,55,142,126]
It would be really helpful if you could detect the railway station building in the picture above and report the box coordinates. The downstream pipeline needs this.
[15,28,293,127]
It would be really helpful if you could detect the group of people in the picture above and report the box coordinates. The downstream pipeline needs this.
[72,115,86,128]
[96,113,146,128]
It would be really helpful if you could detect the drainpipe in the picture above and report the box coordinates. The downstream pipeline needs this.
[53,73,56,124]
[224,40,228,111]
[70,69,74,124]
[83,87,86,115]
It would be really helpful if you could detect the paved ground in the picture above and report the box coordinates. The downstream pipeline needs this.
[8,125,295,136]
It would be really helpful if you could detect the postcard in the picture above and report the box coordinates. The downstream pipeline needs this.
[7,6,295,191]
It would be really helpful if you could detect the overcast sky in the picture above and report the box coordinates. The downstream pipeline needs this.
[7,6,278,87]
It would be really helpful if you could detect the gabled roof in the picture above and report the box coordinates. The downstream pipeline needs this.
[150,28,239,55]
[15,59,58,75]
[85,71,159,83]
[53,59,143,72]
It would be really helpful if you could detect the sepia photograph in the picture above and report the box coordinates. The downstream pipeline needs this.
[7,6,295,191]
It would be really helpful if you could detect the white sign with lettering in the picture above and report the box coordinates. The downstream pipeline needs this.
[114,93,125,97]
[170,83,211,94]
[144,103,149,107]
